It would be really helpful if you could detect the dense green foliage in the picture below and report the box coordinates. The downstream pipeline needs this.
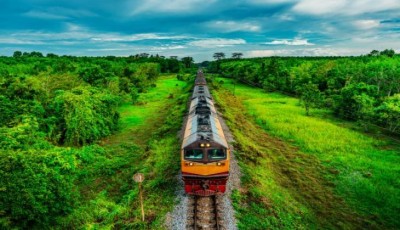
[212,79,400,229]
[0,148,78,228]
[211,53,400,133]
[59,76,190,229]
[0,53,193,228]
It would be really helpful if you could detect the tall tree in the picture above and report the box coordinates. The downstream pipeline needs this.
[213,52,225,60]
[297,82,322,116]
[13,51,22,58]
[375,94,400,132]
[380,49,396,58]
[232,52,243,59]
[369,50,380,56]
[181,56,194,68]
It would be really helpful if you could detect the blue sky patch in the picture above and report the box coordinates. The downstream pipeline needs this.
[0,0,399,61]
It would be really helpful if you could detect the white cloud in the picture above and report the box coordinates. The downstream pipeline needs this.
[246,47,363,57]
[205,20,261,32]
[246,50,277,57]
[131,0,216,14]
[66,23,86,32]
[23,8,97,19]
[248,0,297,4]
[150,45,186,51]
[23,10,69,20]
[278,14,295,21]
[292,0,347,15]
[91,33,189,42]
[265,38,314,46]
[0,38,44,45]
[292,0,400,16]
[188,38,246,48]
[353,20,380,30]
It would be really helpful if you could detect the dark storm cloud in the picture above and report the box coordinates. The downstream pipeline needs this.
[0,0,399,61]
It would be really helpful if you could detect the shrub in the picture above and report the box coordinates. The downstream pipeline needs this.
[0,148,78,228]
[51,87,120,146]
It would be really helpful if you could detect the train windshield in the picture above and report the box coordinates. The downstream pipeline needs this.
[185,149,204,160]
[208,149,226,160]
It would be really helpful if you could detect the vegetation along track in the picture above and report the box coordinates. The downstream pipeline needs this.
[187,195,225,230]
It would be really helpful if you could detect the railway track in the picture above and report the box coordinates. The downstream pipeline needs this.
[187,195,225,230]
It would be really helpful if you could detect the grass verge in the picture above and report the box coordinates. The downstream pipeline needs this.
[212,78,399,229]
[58,75,191,229]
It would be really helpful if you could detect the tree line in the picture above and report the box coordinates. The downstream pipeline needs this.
[208,50,400,134]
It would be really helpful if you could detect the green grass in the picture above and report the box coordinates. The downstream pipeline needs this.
[118,75,187,131]
[213,78,400,229]
[59,75,191,229]
[104,75,188,146]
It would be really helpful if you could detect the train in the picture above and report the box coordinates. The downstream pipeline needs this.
[181,69,230,196]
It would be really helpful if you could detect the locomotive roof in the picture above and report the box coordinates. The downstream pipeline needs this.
[182,113,228,149]
[192,85,211,99]
[189,96,216,114]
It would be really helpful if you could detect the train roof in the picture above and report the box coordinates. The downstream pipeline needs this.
[192,85,211,99]
[182,113,228,149]
[195,71,207,85]
[189,96,216,114]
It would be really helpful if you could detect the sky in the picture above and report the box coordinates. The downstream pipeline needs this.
[1,0,400,61]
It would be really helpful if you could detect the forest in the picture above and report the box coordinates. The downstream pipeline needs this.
[0,52,194,228]
[208,50,400,134]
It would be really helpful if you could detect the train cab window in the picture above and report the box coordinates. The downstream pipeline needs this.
[208,149,226,160]
[185,149,204,160]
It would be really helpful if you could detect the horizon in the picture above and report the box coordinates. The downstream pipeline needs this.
[1,0,400,62]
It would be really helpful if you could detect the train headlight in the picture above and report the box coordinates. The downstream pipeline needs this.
[206,143,210,147]
[200,143,205,147]
[217,162,221,166]
[189,162,194,166]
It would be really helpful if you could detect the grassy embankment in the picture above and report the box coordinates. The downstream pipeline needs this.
[60,75,191,229]
[212,78,399,229]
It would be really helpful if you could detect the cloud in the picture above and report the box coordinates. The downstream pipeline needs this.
[204,20,261,32]
[246,47,363,57]
[150,45,186,51]
[188,38,246,48]
[246,50,277,57]
[1,0,400,61]
[0,38,44,45]
[91,33,190,42]
[23,7,97,20]
[23,10,69,20]
[248,0,297,4]
[265,38,314,45]
[353,20,380,30]
[131,0,216,14]
[4,22,190,45]
[292,0,400,16]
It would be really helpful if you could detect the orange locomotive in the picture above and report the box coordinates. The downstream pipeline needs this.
[181,69,230,196]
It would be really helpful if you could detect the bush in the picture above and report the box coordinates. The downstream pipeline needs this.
[51,87,120,146]
[0,148,78,228]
